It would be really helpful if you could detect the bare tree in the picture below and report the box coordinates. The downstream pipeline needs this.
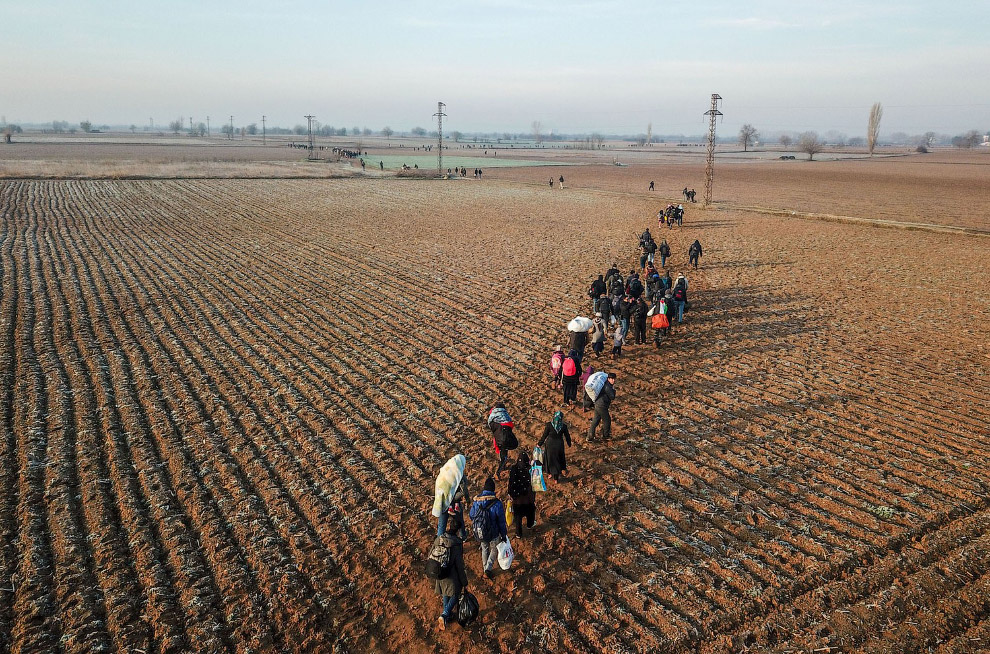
[80,120,93,133]
[779,134,792,148]
[381,126,394,138]
[411,126,427,137]
[798,131,824,160]
[450,130,462,142]
[923,131,937,149]
[950,130,982,148]
[168,119,183,135]
[532,120,542,144]
[738,124,758,151]
[867,102,883,156]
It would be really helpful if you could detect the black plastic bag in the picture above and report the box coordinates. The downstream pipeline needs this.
[457,590,479,627]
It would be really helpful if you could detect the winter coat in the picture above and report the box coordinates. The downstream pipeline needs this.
[568,330,588,355]
[507,462,535,506]
[634,298,649,322]
[659,242,671,257]
[595,382,615,413]
[689,241,702,257]
[619,299,633,320]
[596,295,612,322]
[591,318,606,344]
[433,533,468,597]
[538,422,571,477]
[589,278,607,298]
[645,240,657,255]
[469,491,508,541]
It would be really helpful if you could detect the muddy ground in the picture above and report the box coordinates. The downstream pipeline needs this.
[1,150,989,653]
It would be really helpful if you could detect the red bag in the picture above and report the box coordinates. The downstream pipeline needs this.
[652,313,670,329]
[562,357,577,377]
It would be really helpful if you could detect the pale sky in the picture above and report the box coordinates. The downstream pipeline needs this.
[3,0,988,137]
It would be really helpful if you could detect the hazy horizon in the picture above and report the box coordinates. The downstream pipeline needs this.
[3,0,988,137]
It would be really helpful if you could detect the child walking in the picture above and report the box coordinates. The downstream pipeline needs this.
[611,324,625,360]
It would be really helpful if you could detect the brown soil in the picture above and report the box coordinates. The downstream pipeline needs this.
[1,159,988,653]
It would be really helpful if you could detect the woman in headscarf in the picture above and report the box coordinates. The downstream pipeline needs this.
[507,451,537,537]
[538,411,571,482]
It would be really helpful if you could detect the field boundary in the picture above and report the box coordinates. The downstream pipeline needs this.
[716,203,990,237]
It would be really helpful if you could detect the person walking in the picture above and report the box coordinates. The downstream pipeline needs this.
[596,292,613,327]
[658,239,671,268]
[633,296,649,345]
[611,325,625,360]
[689,240,702,269]
[549,178,554,188]
[568,325,589,367]
[591,313,606,357]
[487,403,517,479]
[469,477,508,579]
[433,518,469,631]
[559,175,565,189]
[588,275,606,313]
[380,160,384,171]
[672,275,688,324]
[619,295,633,338]
[588,373,616,441]
[651,296,670,348]
[649,181,655,191]
[538,411,571,482]
[433,454,470,538]
[507,451,537,537]
[561,350,580,406]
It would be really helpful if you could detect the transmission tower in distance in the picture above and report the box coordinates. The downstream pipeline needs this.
[305,115,316,159]
[262,115,266,145]
[703,94,722,207]
[434,101,446,177]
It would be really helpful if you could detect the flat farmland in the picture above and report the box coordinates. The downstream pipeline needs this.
[1,172,989,653]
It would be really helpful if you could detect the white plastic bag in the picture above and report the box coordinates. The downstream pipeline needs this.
[497,538,514,570]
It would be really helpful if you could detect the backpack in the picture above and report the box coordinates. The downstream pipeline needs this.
[425,536,451,579]
[471,501,497,541]
[630,279,644,295]
[562,357,577,377]
[673,287,686,301]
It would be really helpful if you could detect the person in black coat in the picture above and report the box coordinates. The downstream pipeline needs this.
[596,293,612,326]
[507,451,537,536]
[589,373,616,441]
[538,411,571,482]
[568,328,588,367]
[689,240,703,269]
[618,295,634,338]
[588,275,608,313]
[560,350,580,405]
[633,297,649,344]
[434,518,469,631]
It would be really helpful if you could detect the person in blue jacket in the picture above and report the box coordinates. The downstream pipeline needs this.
[469,477,508,579]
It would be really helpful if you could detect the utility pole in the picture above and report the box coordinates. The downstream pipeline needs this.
[433,101,446,177]
[189,116,193,132]
[262,115,266,145]
[206,116,210,136]
[305,115,316,158]
[229,116,234,140]
[703,93,723,207]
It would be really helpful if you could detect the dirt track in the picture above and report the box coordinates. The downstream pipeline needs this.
[1,175,989,653]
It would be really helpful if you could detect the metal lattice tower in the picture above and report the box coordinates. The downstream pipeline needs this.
[433,101,446,177]
[703,93,722,207]
[305,115,316,158]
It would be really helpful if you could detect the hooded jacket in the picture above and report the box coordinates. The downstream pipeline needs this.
[469,490,508,541]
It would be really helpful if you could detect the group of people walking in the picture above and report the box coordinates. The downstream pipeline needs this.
[427,204,705,632]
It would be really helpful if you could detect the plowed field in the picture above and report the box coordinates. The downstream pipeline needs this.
[1,175,988,653]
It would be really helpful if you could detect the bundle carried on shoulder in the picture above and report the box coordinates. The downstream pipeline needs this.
[579,365,595,386]
[567,316,593,333]
[487,406,513,429]
[432,454,466,518]
[584,371,608,402]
